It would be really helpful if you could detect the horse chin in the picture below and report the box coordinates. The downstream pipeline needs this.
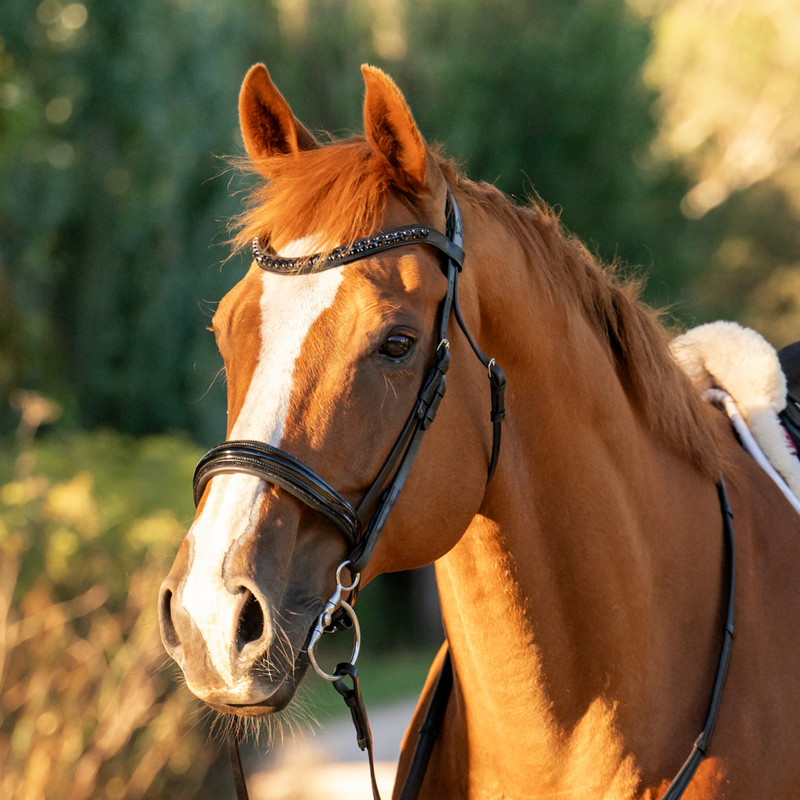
[201,670,305,717]
[183,648,313,718]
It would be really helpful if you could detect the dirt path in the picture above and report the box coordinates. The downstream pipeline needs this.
[244,697,419,799]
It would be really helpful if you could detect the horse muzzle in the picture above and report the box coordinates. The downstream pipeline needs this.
[158,569,313,713]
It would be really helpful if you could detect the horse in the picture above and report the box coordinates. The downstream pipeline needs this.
[158,63,800,799]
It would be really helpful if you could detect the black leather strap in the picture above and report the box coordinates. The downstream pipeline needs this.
[349,346,451,575]
[333,663,382,800]
[397,649,453,800]
[661,477,736,799]
[487,363,506,483]
[253,226,464,275]
[193,440,360,546]
[450,268,506,483]
[227,731,249,800]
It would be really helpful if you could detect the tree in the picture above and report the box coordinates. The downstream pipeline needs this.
[0,0,721,440]
[634,0,800,345]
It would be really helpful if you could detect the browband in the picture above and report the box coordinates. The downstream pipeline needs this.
[252,225,465,274]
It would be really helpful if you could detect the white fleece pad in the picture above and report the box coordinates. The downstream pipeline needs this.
[671,320,800,504]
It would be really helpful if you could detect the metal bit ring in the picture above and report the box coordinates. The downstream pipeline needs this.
[308,599,361,681]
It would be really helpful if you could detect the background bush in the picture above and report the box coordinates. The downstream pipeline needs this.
[0,413,234,798]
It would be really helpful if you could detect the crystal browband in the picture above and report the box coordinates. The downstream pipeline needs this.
[252,224,463,275]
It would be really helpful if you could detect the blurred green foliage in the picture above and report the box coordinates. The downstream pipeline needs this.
[1,0,714,442]
[0,429,199,601]
[636,0,800,346]
[0,411,440,798]
[0,416,235,799]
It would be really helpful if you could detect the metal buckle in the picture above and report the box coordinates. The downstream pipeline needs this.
[307,561,362,681]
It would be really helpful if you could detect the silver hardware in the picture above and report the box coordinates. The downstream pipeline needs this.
[437,338,450,352]
[487,357,496,377]
[307,561,361,681]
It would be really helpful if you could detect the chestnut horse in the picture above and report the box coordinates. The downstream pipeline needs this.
[159,64,800,799]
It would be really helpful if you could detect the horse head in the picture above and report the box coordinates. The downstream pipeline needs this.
[158,64,492,714]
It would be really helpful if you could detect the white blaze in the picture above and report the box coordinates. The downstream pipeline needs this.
[181,245,345,691]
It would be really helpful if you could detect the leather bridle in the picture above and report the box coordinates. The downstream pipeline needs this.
[191,190,736,800]
[193,191,506,577]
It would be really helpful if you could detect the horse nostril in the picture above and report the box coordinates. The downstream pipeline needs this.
[160,588,180,651]
[236,589,265,651]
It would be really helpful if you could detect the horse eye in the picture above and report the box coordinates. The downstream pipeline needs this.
[379,334,414,361]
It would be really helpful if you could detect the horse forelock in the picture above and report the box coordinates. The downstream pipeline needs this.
[233,138,458,260]
[233,137,388,259]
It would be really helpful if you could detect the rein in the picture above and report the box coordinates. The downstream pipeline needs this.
[193,191,736,800]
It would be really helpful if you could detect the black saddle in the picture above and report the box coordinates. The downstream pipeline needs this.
[777,341,800,453]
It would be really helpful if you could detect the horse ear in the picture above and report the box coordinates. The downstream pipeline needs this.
[361,65,427,191]
[239,64,318,163]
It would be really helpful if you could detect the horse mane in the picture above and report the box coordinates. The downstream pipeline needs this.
[233,144,720,479]
[454,177,721,479]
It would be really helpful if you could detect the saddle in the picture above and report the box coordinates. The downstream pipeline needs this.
[670,321,800,508]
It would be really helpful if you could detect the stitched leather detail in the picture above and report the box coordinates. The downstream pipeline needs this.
[252,226,463,274]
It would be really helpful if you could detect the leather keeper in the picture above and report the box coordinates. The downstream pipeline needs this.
[489,362,506,423]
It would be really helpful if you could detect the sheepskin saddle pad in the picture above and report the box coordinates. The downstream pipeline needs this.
[670,321,800,509]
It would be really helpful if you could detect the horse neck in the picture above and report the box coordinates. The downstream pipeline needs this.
[434,195,725,791]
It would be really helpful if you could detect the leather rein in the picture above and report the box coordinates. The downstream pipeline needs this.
[191,191,736,800]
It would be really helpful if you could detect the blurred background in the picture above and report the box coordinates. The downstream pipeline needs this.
[1,0,799,797]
